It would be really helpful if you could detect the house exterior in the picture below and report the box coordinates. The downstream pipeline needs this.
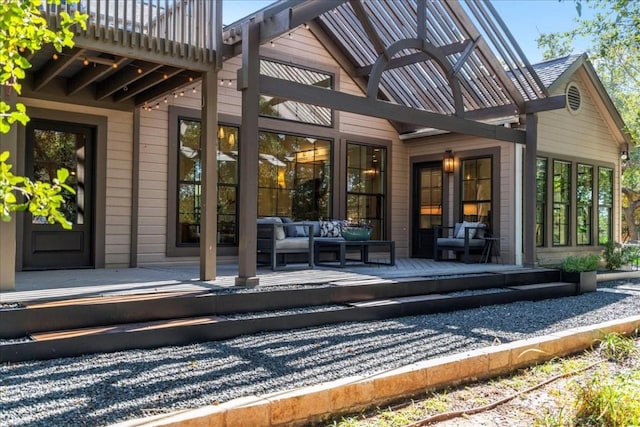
[0,0,631,289]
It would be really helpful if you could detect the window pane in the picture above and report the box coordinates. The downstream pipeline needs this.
[260,60,333,126]
[553,160,571,245]
[461,157,492,224]
[177,119,239,246]
[258,131,332,220]
[346,144,386,239]
[576,164,593,245]
[598,167,613,244]
[32,129,83,225]
[536,158,547,246]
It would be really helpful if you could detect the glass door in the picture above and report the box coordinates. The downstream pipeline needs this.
[412,162,443,258]
[23,120,94,269]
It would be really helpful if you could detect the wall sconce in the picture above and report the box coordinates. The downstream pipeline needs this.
[621,150,629,161]
[443,150,455,173]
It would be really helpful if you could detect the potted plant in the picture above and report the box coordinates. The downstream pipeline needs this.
[340,219,373,241]
[561,254,600,294]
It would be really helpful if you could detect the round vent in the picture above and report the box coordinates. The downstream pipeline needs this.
[566,83,582,113]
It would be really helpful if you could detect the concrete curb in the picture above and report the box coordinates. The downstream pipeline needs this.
[115,315,640,427]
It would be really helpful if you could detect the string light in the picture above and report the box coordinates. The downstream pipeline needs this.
[270,40,275,47]
[163,73,168,79]
[304,23,310,30]
[219,79,224,86]
[188,76,194,82]
[155,103,160,109]
[173,92,178,98]
[227,79,232,86]
[179,91,184,96]
[163,97,168,103]
[83,57,89,66]
[112,62,118,69]
[192,86,197,93]
[288,33,292,39]
[52,53,59,60]
[137,67,143,74]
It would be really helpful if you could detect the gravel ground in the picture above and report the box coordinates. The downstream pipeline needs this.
[1,279,639,426]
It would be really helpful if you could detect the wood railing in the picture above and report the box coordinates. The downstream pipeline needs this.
[42,0,219,64]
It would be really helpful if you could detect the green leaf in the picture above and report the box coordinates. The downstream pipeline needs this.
[56,168,70,183]
[0,151,9,162]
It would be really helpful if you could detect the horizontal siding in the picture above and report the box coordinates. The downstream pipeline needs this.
[407,135,516,263]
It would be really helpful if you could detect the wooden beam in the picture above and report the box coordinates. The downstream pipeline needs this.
[67,56,130,96]
[349,0,387,57]
[95,61,163,101]
[113,66,183,103]
[133,71,198,106]
[355,39,473,77]
[524,95,566,113]
[224,0,348,51]
[33,48,86,91]
[257,75,526,144]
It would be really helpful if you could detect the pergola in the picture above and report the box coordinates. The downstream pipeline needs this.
[217,0,564,285]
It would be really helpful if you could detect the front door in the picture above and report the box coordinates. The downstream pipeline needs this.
[23,120,94,270]
[412,162,443,258]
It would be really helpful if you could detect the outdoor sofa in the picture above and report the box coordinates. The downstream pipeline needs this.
[257,217,344,270]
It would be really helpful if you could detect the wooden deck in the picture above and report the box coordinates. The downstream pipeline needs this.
[1,258,520,304]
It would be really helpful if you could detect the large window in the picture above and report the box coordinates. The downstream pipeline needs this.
[176,119,238,246]
[346,143,387,239]
[553,160,571,246]
[259,59,333,126]
[536,158,547,246]
[258,131,331,220]
[461,157,492,224]
[576,164,593,245]
[598,167,613,244]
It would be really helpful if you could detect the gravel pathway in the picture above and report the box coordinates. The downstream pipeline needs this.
[1,279,639,426]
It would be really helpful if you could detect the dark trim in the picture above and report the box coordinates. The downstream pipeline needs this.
[454,147,501,240]
[130,109,140,267]
[524,114,537,266]
[257,75,526,144]
[16,107,108,270]
[536,150,616,251]
[342,134,393,240]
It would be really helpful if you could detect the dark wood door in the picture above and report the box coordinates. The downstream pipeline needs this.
[412,162,443,258]
[23,120,94,269]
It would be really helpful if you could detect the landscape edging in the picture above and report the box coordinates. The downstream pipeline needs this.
[113,315,640,427]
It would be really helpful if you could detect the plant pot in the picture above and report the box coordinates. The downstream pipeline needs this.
[341,227,372,241]
[562,270,597,294]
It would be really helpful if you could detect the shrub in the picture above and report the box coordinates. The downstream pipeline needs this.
[602,241,626,270]
[561,254,600,272]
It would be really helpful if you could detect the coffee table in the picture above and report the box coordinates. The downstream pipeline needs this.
[314,239,395,267]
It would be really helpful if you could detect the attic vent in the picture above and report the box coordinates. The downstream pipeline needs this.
[566,83,582,113]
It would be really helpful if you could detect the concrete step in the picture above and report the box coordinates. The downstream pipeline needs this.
[0,278,578,363]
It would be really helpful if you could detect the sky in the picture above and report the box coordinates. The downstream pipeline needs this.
[223,0,594,64]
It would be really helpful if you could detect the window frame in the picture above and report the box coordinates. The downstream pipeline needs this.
[345,141,388,240]
[459,156,493,226]
[259,57,335,128]
[167,107,241,257]
[576,163,594,246]
[536,153,615,250]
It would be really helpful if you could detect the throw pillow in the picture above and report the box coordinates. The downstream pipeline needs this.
[455,221,478,239]
[281,217,304,237]
[320,219,342,237]
[260,217,286,240]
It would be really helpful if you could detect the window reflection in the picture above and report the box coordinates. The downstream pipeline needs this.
[259,59,333,126]
[177,120,239,246]
[346,143,386,239]
[461,157,492,224]
[258,132,331,220]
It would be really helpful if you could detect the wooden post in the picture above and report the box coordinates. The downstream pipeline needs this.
[200,70,218,280]
[235,21,260,287]
[0,85,18,290]
[523,113,537,267]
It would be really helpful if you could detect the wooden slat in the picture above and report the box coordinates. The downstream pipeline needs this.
[30,316,220,341]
